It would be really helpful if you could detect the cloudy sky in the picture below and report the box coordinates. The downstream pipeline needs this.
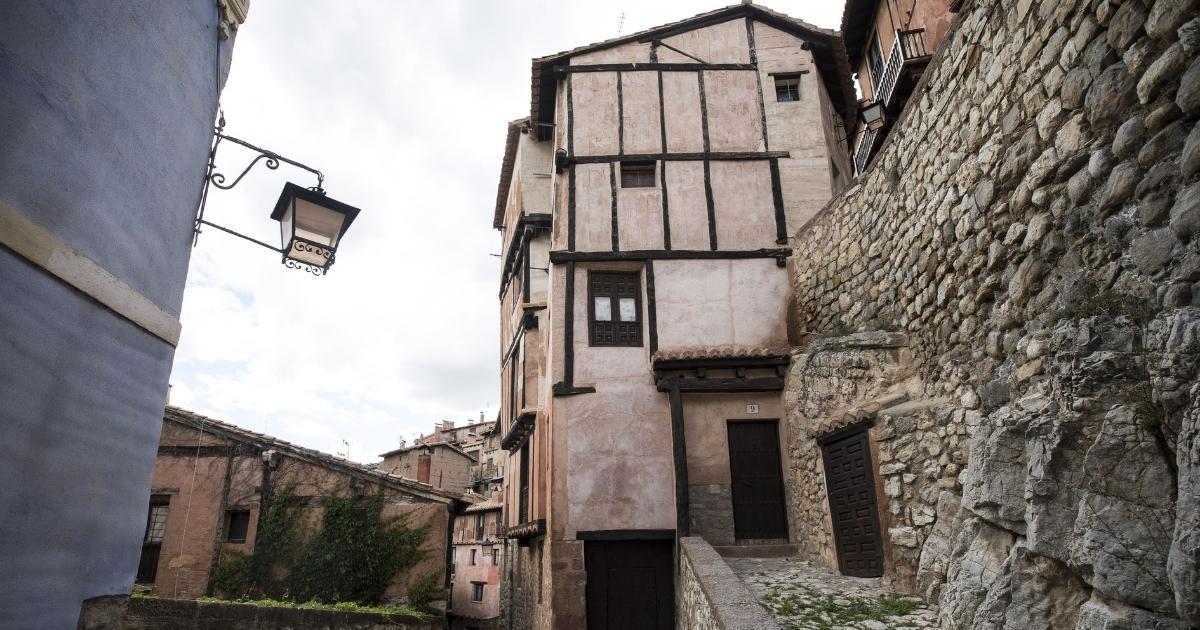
[170,0,845,462]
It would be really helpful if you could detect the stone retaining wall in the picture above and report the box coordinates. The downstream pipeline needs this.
[785,0,1200,627]
[675,537,782,630]
[119,597,437,630]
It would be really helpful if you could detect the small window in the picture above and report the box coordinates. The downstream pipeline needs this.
[470,549,477,565]
[492,548,500,565]
[144,502,170,544]
[620,161,656,188]
[471,582,485,602]
[588,271,643,347]
[225,510,250,543]
[775,76,800,102]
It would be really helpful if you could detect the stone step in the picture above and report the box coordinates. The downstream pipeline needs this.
[713,544,799,558]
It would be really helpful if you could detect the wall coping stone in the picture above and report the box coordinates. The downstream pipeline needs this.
[678,536,783,630]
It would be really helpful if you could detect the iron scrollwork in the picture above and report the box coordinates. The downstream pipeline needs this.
[209,152,281,190]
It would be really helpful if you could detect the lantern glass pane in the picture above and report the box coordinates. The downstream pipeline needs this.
[279,204,294,250]
[293,197,347,248]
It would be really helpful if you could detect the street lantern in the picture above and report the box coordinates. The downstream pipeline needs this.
[194,115,364,276]
[859,100,886,131]
[271,182,361,274]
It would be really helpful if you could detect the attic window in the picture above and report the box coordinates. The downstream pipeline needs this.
[620,161,656,188]
[775,76,801,102]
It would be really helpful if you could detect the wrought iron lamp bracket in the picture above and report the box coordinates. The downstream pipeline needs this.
[193,115,327,259]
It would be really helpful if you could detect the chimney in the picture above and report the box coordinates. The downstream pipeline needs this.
[442,420,455,431]
[479,411,484,422]
[397,438,406,449]
[417,453,431,484]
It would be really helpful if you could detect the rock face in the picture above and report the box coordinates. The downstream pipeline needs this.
[784,0,1200,626]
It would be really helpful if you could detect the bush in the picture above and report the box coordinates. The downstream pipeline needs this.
[405,571,443,611]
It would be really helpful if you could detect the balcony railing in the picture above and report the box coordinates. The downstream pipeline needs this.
[852,126,879,175]
[875,28,930,109]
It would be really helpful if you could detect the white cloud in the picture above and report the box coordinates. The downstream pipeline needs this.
[171,0,845,461]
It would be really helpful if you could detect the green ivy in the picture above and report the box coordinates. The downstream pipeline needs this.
[209,487,430,607]
[288,494,429,605]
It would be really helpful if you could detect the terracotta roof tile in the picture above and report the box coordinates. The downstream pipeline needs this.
[652,345,790,362]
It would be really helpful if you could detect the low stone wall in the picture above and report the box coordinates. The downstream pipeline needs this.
[785,0,1200,626]
[120,597,437,630]
[676,537,781,630]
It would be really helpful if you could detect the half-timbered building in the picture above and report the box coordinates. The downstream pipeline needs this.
[491,4,855,628]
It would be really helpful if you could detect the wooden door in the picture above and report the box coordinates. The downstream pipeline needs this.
[727,421,789,540]
[585,540,673,630]
[821,427,884,577]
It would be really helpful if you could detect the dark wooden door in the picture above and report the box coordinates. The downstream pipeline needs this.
[821,427,884,577]
[585,540,673,630]
[727,421,789,540]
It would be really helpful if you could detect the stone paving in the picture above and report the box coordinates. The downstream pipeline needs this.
[726,557,937,630]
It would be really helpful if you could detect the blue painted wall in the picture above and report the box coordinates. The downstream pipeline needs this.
[0,3,233,627]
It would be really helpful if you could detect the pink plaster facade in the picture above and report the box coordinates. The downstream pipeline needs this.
[449,505,504,623]
[492,6,853,628]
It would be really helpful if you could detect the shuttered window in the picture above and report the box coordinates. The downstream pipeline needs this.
[588,271,642,347]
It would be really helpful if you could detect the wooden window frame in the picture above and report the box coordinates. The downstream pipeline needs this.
[587,271,643,347]
[471,581,485,602]
[619,161,657,188]
[224,509,251,543]
[773,76,801,102]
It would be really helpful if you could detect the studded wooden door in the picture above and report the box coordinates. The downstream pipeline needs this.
[727,421,789,540]
[821,427,884,577]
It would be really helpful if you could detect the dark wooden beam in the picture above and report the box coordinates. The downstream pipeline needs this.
[646,260,658,355]
[657,376,785,392]
[555,63,757,73]
[652,355,789,371]
[563,151,789,165]
[575,529,677,541]
[549,248,791,263]
[668,384,690,537]
[770,158,788,245]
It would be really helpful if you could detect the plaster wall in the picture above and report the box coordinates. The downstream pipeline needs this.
[662,73,706,153]
[754,22,849,232]
[621,71,664,154]
[654,258,790,352]
[570,41,653,65]
[570,73,619,156]
[0,3,233,626]
[711,160,777,249]
[665,161,712,249]
[704,70,766,153]
[572,163,613,252]
[558,262,675,536]
[617,182,665,251]
[451,545,503,620]
[658,18,751,65]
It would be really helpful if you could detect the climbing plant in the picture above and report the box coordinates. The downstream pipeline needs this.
[209,487,430,606]
[288,494,429,605]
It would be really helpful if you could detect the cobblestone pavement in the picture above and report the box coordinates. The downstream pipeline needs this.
[726,557,937,630]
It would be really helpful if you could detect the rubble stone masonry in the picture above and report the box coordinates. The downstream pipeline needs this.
[785,0,1200,627]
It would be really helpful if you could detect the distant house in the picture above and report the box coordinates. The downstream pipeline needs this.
[448,495,504,627]
[842,0,959,173]
[380,440,477,492]
[139,406,461,601]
